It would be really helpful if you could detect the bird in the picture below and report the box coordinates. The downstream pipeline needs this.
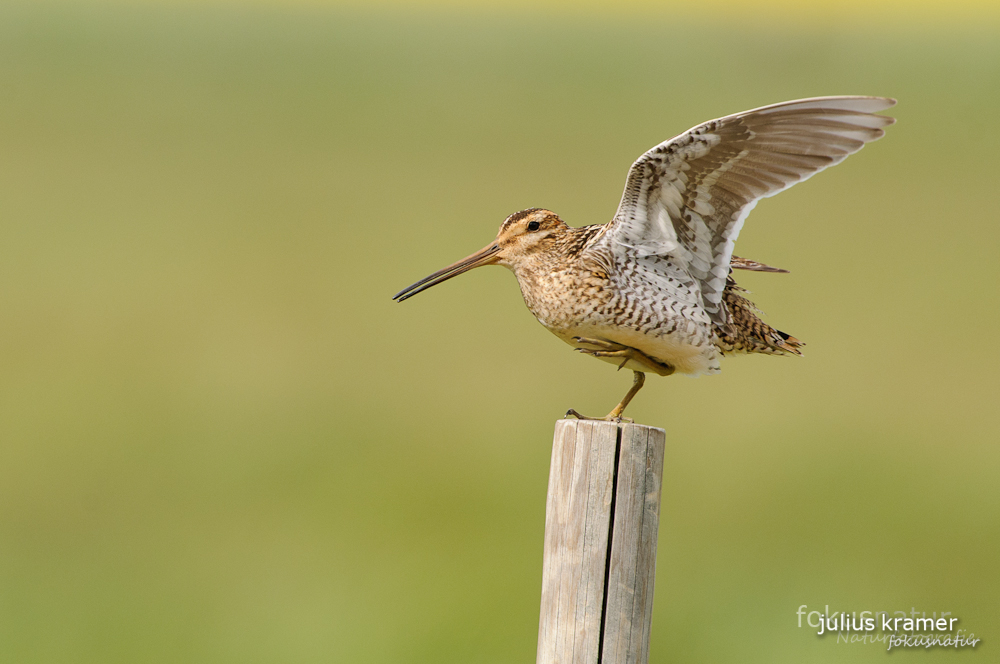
[393,96,896,421]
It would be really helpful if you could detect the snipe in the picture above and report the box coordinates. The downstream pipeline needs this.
[394,97,896,421]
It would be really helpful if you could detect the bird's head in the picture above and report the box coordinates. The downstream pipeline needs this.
[494,208,568,262]
[392,208,567,302]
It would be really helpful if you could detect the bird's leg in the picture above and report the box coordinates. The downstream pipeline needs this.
[572,336,628,351]
[572,337,675,377]
[567,371,645,423]
[567,338,673,421]
[608,370,645,420]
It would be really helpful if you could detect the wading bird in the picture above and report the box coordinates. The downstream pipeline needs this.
[394,97,895,421]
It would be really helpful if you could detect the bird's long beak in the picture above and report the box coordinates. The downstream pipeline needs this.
[393,243,501,302]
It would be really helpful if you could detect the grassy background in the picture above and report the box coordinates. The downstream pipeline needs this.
[0,2,998,662]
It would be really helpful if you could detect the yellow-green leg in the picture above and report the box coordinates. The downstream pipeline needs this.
[571,336,675,377]
[567,370,646,423]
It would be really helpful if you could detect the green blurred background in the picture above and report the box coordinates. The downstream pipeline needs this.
[0,1,997,662]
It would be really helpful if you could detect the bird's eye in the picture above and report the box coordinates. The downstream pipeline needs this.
[527,221,540,231]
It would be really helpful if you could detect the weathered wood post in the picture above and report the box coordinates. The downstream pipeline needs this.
[536,419,666,664]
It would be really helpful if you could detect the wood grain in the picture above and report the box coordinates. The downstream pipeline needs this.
[536,420,665,664]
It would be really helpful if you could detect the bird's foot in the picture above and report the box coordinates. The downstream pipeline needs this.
[565,409,634,424]
[572,336,628,351]
[572,338,675,377]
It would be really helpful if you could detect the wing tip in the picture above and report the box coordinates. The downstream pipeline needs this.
[750,95,897,117]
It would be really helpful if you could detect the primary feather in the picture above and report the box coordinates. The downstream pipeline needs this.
[590,96,896,330]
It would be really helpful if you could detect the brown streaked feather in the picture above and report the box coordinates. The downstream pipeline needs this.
[591,96,896,329]
[730,255,789,273]
[715,273,804,356]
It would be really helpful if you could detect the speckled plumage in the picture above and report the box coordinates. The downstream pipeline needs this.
[494,212,798,377]
[394,96,895,419]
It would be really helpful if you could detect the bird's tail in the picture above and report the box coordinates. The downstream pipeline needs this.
[715,259,804,356]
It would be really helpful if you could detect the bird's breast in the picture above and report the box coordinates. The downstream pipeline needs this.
[510,258,720,375]
[513,265,615,331]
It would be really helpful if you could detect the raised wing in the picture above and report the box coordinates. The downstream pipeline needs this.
[592,96,895,325]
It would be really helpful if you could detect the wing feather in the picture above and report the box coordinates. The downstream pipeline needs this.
[591,96,895,325]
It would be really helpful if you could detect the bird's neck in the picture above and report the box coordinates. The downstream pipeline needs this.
[506,225,611,330]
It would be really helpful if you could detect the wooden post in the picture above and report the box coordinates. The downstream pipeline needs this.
[536,419,666,664]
